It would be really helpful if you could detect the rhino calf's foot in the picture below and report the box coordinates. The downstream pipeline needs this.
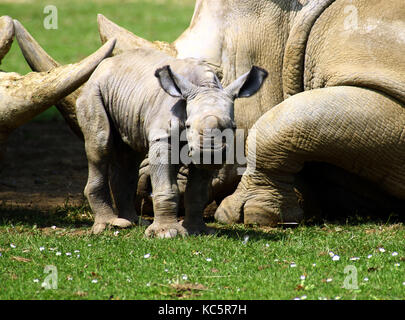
[144,221,188,238]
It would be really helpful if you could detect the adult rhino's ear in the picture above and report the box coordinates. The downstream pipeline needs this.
[155,65,196,100]
[225,66,268,99]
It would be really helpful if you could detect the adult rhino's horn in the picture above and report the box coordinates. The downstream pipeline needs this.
[0,16,14,64]
[3,38,116,130]
[13,19,90,139]
[13,19,58,71]
[97,14,176,57]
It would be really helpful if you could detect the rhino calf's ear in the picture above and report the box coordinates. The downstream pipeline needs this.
[155,65,196,100]
[225,66,268,99]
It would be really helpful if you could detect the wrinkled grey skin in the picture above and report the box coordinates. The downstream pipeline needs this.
[14,3,337,219]
[76,48,267,236]
[0,16,115,168]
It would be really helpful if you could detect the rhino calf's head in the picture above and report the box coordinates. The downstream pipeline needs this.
[155,65,268,169]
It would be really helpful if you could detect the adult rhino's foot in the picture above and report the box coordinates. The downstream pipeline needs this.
[215,193,244,224]
[242,199,281,226]
[144,221,188,238]
[181,220,216,236]
[243,198,303,226]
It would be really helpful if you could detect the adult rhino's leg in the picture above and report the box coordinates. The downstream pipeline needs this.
[109,144,149,226]
[145,140,187,238]
[77,88,130,234]
[182,165,215,235]
[216,167,300,225]
[216,86,405,226]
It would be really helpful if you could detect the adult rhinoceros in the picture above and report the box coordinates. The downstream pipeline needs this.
[15,0,405,225]
[0,16,115,166]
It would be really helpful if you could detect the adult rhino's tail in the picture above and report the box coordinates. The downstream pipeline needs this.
[283,0,405,106]
[282,0,337,99]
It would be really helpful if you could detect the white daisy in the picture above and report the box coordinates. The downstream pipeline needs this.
[242,235,249,245]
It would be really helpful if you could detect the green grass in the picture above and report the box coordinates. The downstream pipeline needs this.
[0,0,195,120]
[0,204,403,300]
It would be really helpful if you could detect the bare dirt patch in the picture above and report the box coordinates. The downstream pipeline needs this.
[0,120,88,210]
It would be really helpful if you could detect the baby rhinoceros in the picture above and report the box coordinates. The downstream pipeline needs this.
[76,48,267,237]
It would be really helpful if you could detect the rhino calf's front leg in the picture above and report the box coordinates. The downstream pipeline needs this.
[145,140,187,238]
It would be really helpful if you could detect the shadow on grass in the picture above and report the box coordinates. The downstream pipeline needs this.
[204,210,404,243]
[213,226,289,243]
[0,202,402,241]
[0,203,93,229]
